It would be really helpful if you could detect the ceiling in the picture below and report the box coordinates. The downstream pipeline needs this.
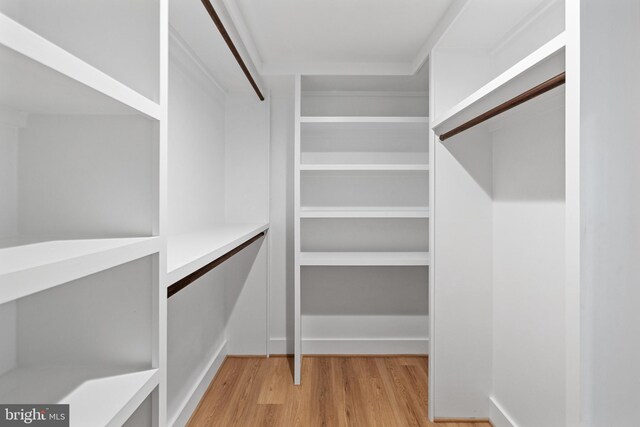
[232,0,455,74]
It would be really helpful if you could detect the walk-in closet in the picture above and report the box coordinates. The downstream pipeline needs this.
[0,0,638,426]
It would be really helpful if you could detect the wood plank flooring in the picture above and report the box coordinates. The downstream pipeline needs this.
[188,356,492,427]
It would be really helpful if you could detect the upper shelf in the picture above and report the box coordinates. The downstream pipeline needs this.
[0,12,160,119]
[166,223,269,286]
[0,237,160,305]
[432,33,566,137]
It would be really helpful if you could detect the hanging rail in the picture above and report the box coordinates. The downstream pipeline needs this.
[201,0,265,101]
[439,72,566,142]
[167,231,265,298]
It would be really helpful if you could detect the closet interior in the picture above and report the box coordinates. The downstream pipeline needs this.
[1,0,638,425]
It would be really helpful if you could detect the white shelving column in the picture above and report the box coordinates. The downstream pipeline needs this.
[293,75,302,385]
[294,74,430,384]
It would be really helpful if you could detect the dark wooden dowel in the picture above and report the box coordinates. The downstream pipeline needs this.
[167,231,266,298]
[201,0,265,101]
[439,72,566,142]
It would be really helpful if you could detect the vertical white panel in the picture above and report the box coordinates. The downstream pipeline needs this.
[579,0,640,425]
[266,79,295,354]
[293,75,302,384]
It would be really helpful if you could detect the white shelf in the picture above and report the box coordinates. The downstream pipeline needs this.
[299,251,430,266]
[300,163,429,171]
[0,12,160,119]
[0,237,160,305]
[432,32,566,136]
[300,116,428,123]
[0,366,158,427]
[166,222,269,285]
[300,206,430,218]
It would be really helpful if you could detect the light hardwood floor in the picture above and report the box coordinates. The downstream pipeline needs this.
[188,356,492,427]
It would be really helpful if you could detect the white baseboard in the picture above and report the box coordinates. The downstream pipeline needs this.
[490,396,518,427]
[169,340,228,427]
[269,338,428,355]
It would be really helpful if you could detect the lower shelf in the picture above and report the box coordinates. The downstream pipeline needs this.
[299,252,430,266]
[0,366,158,427]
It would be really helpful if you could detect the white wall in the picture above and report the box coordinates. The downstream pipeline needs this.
[0,123,18,239]
[17,115,155,238]
[434,127,493,418]
[491,108,566,427]
[167,268,226,422]
[580,0,640,425]
[167,39,227,236]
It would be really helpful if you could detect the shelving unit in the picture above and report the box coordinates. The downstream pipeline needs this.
[0,1,163,424]
[428,0,569,424]
[294,72,430,384]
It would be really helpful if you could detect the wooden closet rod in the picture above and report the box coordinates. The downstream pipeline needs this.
[439,72,566,142]
[201,0,265,101]
[167,231,266,298]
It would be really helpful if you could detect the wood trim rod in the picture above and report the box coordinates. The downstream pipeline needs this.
[167,232,266,298]
[439,72,566,142]
[201,0,265,101]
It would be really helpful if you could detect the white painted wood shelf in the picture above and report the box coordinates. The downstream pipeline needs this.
[300,116,429,123]
[300,206,430,218]
[166,223,269,285]
[432,32,566,137]
[0,366,158,427]
[301,164,428,171]
[299,251,430,266]
[0,12,160,119]
[0,237,161,305]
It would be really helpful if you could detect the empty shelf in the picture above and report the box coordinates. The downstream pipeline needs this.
[0,366,158,427]
[166,222,269,285]
[0,12,160,119]
[299,252,430,266]
[300,206,430,218]
[300,116,428,123]
[432,32,565,136]
[0,237,161,304]
[300,164,429,171]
